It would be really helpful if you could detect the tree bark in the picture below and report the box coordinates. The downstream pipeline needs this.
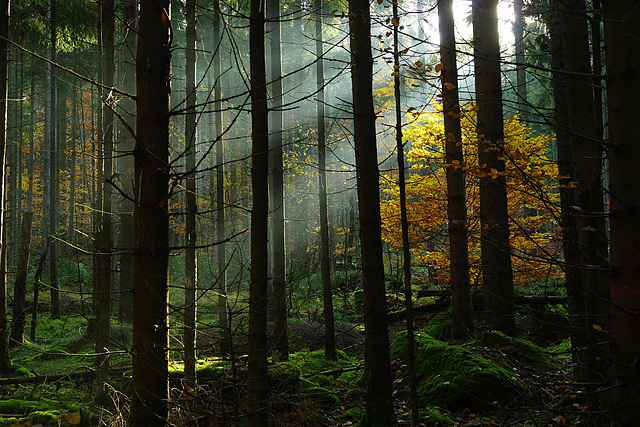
[439,0,473,339]
[548,0,587,382]
[183,0,198,386]
[348,0,395,422]
[266,0,288,360]
[602,1,640,423]
[248,0,269,422]
[118,0,137,324]
[559,0,610,393]
[0,0,10,373]
[513,0,527,122]
[315,0,336,361]
[472,0,515,335]
[131,0,171,424]
[96,0,115,383]
[10,211,32,346]
[212,0,230,357]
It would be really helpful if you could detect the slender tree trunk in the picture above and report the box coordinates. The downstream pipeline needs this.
[10,211,32,346]
[472,0,515,335]
[513,0,527,122]
[602,1,640,423]
[266,0,288,360]
[118,0,136,324]
[131,0,171,424]
[559,0,610,394]
[0,0,10,373]
[348,0,395,423]
[48,0,60,319]
[315,0,336,361]
[248,0,269,422]
[393,4,418,425]
[96,0,115,384]
[184,0,198,385]
[439,0,473,339]
[212,0,230,357]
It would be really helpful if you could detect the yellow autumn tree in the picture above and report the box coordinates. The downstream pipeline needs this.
[381,104,563,289]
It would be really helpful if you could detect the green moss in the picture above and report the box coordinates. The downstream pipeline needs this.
[307,373,333,387]
[423,311,452,339]
[301,385,339,406]
[547,338,572,360]
[341,407,364,422]
[27,409,61,425]
[9,364,32,378]
[419,410,456,426]
[353,290,364,314]
[0,399,55,413]
[482,330,560,370]
[391,331,525,410]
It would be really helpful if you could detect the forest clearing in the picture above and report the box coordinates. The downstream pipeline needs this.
[0,0,636,425]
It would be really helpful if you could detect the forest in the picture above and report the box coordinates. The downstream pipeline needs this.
[0,0,636,425]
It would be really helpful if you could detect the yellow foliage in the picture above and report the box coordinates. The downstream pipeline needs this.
[381,105,562,288]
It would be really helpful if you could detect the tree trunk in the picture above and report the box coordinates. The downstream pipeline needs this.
[10,211,32,346]
[348,0,395,423]
[439,0,473,339]
[183,0,198,386]
[315,0,336,361]
[0,0,10,373]
[96,0,115,383]
[47,0,60,319]
[266,0,288,360]
[248,0,269,422]
[118,0,136,324]
[548,0,587,382]
[602,1,640,423]
[559,0,610,394]
[393,4,418,425]
[513,0,527,122]
[131,0,171,424]
[213,0,230,357]
[472,0,515,335]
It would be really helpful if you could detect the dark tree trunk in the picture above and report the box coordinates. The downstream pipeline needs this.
[131,0,171,425]
[348,0,395,422]
[266,0,288,360]
[393,4,418,425]
[513,0,527,122]
[48,0,59,319]
[315,0,336,361]
[212,0,230,357]
[548,0,587,381]
[602,1,640,423]
[472,0,515,335]
[183,0,198,386]
[118,0,136,324]
[96,0,115,383]
[247,0,269,422]
[0,0,10,373]
[439,0,473,339]
[10,211,33,346]
[559,0,610,394]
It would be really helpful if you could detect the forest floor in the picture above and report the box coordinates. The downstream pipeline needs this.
[0,301,593,427]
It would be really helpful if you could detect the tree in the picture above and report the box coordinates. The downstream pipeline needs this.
[472,0,515,335]
[349,0,395,422]
[131,0,171,424]
[212,0,230,357]
[183,0,198,385]
[559,0,609,392]
[513,0,528,122]
[10,211,33,346]
[96,0,115,384]
[266,0,288,359]
[602,1,640,423]
[118,0,137,324]
[315,0,336,361]
[247,0,269,421]
[0,0,9,373]
[438,0,473,338]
